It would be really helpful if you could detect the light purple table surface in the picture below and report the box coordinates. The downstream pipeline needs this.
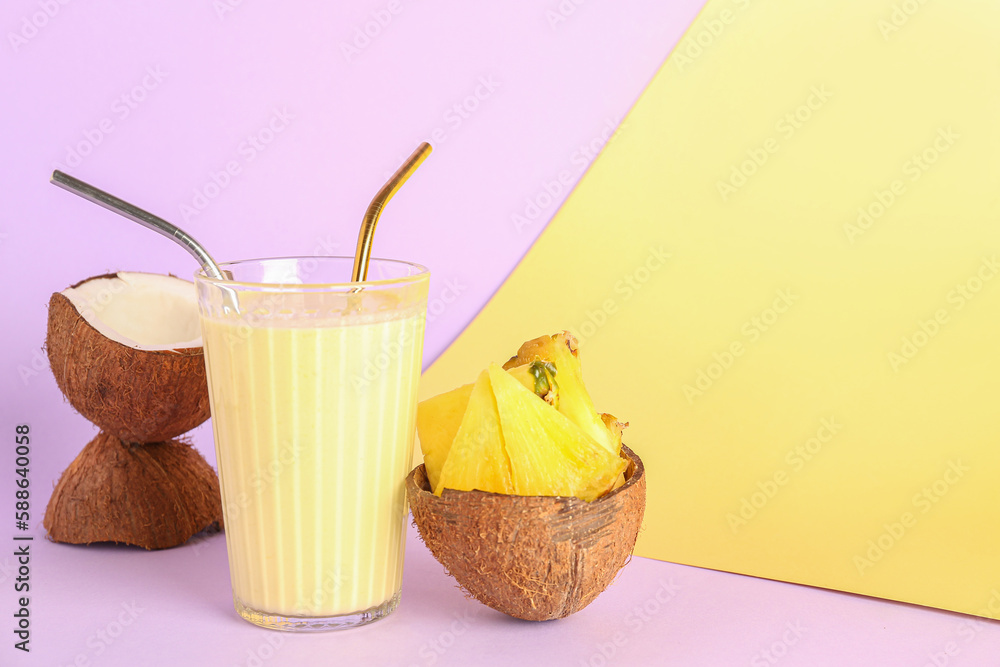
[7,521,1000,667]
[4,1,1000,664]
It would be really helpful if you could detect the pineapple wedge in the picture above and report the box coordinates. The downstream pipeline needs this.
[488,364,625,502]
[434,371,513,496]
[417,382,473,491]
[503,332,621,455]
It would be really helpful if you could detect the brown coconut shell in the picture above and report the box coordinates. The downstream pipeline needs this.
[44,431,223,550]
[46,276,210,443]
[407,444,646,621]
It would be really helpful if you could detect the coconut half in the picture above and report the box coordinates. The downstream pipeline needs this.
[407,445,646,621]
[44,431,223,550]
[47,272,210,443]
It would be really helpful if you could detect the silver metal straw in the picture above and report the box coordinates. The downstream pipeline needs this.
[50,171,239,313]
[51,171,226,280]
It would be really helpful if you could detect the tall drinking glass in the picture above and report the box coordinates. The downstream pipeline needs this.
[195,257,429,631]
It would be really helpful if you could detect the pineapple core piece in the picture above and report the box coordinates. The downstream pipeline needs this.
[503,332,621,455]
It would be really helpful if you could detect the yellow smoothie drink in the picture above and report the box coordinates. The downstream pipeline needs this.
[196,257,429,631]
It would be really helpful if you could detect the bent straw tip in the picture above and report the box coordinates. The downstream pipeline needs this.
[352,143,434,282]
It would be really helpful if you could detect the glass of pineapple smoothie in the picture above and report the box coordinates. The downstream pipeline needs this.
[195,256,428,631]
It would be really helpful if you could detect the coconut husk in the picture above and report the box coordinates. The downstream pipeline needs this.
[44,431,223,550]
[407,444,646,621]
[46,290,210,443]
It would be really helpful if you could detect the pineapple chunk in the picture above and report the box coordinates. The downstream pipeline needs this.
[503,332,621,455]
[435,370,513,495]
[503,331,579,369]
[417,382,473,491]
[417,333,630,503]
[488,364,625,502]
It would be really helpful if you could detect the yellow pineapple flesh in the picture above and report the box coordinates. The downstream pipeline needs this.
[503,332,621,455]
[434,370,513,495]
[602,413,629,490]
[416,382,473,491]
[416,333,630,502]
[487,364,625,502]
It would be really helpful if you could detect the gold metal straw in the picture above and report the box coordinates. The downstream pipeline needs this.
[351,142,433,282]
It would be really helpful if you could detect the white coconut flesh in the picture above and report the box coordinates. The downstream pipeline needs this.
[61,272,202,351]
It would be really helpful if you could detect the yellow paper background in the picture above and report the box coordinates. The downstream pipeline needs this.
[419,0,1000,616]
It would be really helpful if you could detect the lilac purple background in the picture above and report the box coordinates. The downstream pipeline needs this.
[2,1,1000,664]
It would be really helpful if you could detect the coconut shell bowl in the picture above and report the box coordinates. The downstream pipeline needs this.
[406,444,646,621]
